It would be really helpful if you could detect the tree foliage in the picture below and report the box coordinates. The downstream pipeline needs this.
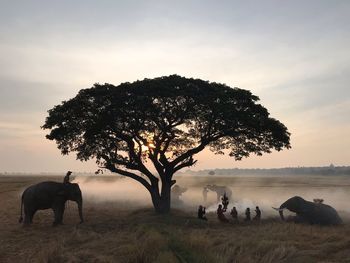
[42,75,290,212]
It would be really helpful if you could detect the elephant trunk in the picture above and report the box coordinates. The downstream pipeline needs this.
[279,208,285,221]
[272,206,286,221]
[77,198,84,223]
[278,202,289,221]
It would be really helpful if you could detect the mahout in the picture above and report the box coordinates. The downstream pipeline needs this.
[19,174,84,226]
[273,196,342,225]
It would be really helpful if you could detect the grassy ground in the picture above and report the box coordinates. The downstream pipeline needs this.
[1,176,350,263]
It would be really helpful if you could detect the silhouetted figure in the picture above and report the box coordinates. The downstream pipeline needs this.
[254,206,261,221]
[63,171,72,184]
[202,187,209,203]
[230,206,238,221]
[197,205,207,221]
[221,193,229,211]
[245,207,251,221]
[217,204,229,223]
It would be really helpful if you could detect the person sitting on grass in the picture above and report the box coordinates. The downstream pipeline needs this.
[217,204,229,223]
[254,206,261,221]
[230,206,238,222]
[197,205,207,221]
[245,207,251,221]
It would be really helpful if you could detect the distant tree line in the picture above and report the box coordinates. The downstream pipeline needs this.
[182,165,350,176]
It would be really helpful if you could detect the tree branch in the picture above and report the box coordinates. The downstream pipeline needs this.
[170,141,207,168]
[125,138,159,185]
[173,156,197,173]
[104,162,152,192]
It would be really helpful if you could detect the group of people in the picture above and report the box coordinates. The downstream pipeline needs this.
[216,205,261,222]
[198,204,261,222]
[198,191,262,223]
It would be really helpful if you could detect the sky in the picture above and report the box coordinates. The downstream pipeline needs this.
[0,0,349,173]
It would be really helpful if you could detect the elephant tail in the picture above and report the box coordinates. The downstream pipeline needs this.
[18,194,24,223]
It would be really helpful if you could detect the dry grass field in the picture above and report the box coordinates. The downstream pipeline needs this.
[1,175,350,263]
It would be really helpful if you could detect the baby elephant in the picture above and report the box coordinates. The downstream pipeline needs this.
[19,181,84,226]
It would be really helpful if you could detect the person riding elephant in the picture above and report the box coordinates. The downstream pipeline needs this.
[19,177,84,226]
[273,196,342,225]
[63,171,72,184]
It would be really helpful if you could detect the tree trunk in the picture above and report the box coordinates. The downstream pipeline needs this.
[150,181,171,214]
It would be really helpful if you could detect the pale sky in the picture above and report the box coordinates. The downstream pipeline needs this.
[0,0,349,173]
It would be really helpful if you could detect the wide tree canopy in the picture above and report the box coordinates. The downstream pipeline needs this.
[42,75,290,213]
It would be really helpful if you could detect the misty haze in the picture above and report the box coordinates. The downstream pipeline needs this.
[74,174,350,219]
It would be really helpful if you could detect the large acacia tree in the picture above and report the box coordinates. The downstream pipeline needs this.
[43,75,290,213]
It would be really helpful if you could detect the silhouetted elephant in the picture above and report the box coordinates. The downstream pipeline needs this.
[19,181,84,226]
[205,184,232,202]
[273,196,342,225]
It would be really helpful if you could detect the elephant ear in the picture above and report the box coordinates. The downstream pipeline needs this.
[57,186,69,196]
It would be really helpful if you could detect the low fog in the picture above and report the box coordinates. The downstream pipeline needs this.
[72,176,152,206]
[72,175,350,220]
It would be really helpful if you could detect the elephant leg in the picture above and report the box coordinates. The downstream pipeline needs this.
[23,213,31,224]
[59,206,65,224]
[52,208,61,226]
[52,205,65,226]
[295,214,307,224]
[24,207,34,224]
[29,210,37,223]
